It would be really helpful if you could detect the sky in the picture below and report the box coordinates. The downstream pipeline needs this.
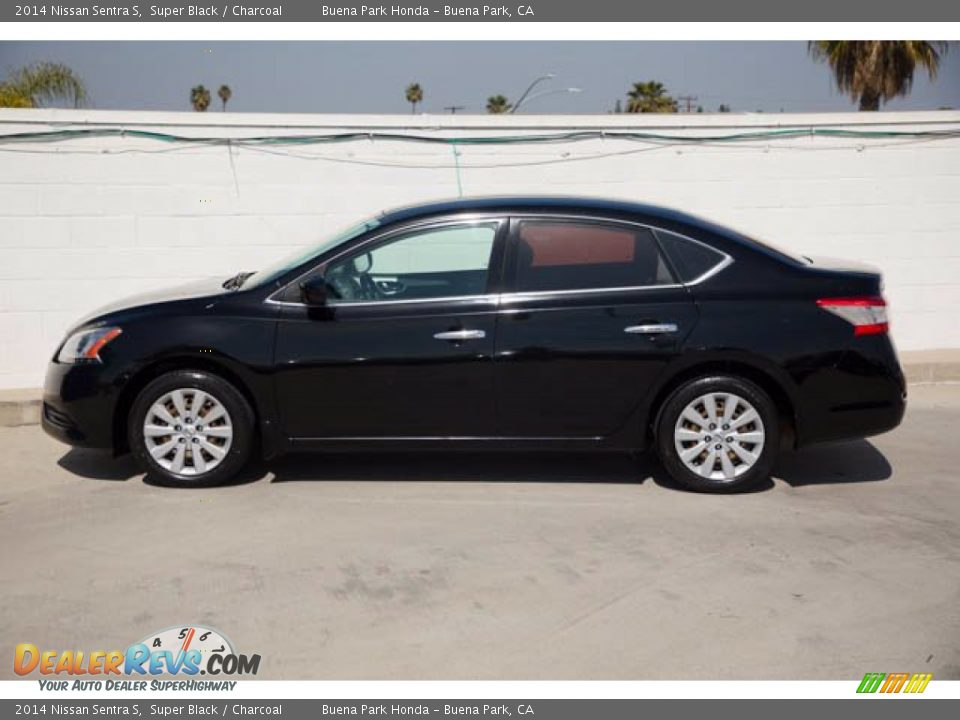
[0,41,958,114]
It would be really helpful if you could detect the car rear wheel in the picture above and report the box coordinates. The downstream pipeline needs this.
[656,375,779,493]
[129,370,254,487]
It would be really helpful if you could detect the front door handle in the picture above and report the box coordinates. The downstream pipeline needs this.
[433,329,487,341]
[624,323,678,335]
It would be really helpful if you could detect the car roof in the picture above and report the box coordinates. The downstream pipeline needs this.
[378,196,727,235]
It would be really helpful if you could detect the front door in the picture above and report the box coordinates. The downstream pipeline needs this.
[274,219,505,439]
[494,216,698,438]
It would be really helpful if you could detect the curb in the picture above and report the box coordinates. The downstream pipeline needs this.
[0,392,41,428]
[3,358,958,429]
[903,363,960,384]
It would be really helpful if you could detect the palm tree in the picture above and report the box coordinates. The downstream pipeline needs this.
[486,94,512,114]
[0,86,31,108]
[0,62,86,108]
[190,85,212,112]
[626,81,677,113]
[405,83,423,114]
[808,41,948,111]
[217,84,232,111]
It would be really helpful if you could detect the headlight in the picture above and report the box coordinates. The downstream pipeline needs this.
[57,327,122,363]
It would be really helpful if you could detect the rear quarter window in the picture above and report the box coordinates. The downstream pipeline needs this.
[655,230,729,283]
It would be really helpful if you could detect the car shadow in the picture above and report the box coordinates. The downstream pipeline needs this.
[650,439,893,494]
[57,439,892,491]
[57,449,140,481]
[773,439,892,487]
[267,451,654,485]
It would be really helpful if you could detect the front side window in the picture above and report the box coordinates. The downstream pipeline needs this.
[323,222,498,304]
[513,220,674,293]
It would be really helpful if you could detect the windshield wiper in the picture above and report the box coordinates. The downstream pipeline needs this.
[222,271,255,290]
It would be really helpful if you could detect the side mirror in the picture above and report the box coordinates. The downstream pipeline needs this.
[299,276,329,307]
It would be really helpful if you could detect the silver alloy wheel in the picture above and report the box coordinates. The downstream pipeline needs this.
[142,388,233,477]
[673,391,765,482]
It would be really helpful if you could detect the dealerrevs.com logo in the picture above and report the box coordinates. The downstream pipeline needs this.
[14,625,260,686]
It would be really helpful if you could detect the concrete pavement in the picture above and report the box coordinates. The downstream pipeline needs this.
[1,384,958,680]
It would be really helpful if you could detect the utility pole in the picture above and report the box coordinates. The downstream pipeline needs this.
[677,95,698,113]
[444,105,466,114]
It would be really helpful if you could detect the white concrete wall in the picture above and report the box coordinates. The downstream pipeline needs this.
[1,108,958,390]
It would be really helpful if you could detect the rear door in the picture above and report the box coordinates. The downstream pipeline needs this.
[494,215,698,438]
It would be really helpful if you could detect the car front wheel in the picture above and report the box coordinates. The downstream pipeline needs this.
[129,370,254,487]
[656,375,779,493]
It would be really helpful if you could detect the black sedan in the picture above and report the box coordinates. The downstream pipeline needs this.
[42,197,906,492]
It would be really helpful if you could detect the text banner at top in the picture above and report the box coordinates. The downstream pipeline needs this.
[5,0,960,22]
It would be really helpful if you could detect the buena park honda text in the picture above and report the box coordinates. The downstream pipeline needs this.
[42,197,905,492]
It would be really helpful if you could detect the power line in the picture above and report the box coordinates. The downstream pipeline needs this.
[677,95,698,113]
[3,131,954,172]
[1,125,958,149]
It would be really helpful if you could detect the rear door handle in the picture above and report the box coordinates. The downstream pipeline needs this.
[624,323,678,335]
[433,329,487,341]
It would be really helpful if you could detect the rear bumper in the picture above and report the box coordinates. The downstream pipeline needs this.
[804,393,906,446]
[41,361,118,450]
[796,337,906,447]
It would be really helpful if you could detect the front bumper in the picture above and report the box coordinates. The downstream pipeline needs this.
[41,360,119,450]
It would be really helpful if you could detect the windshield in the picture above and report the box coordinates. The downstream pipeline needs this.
[243,217,382,288]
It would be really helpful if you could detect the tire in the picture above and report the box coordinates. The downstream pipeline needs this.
[656,375,779,493]
[129,370,255,488]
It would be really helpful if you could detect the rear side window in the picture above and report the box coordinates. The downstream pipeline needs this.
[655,230,728,283]
[513,220,674,293]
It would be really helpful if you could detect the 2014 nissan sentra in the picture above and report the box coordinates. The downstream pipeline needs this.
[42,197,906,492]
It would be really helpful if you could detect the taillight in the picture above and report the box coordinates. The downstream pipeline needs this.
[816,296,888,336]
